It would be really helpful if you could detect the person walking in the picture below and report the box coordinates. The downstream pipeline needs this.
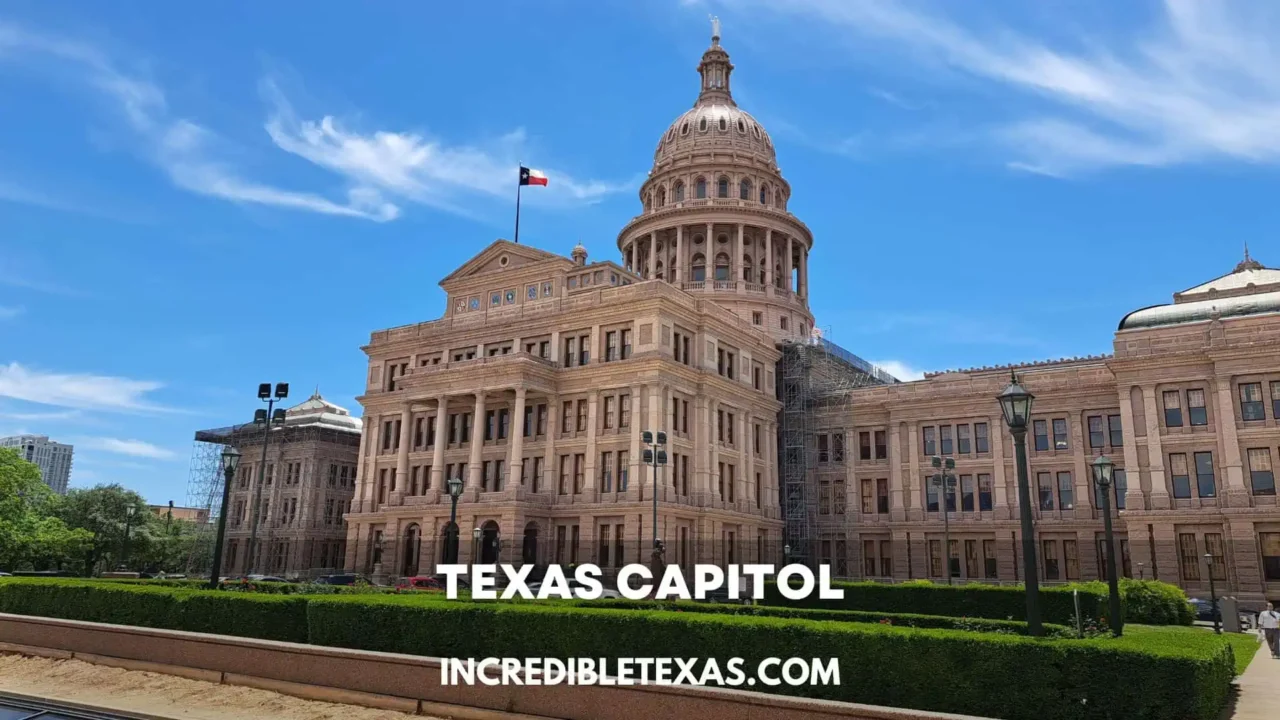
[1259,602,1280,659]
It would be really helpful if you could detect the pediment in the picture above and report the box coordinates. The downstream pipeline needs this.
[440,240,565,285]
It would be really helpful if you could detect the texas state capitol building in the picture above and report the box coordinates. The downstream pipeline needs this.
[343,27,1280,607]
[344,28,805,577]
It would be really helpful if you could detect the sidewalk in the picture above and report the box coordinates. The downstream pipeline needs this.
[1229,633,1278,719]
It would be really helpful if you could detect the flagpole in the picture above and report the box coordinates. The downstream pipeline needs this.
[514,167,523,244]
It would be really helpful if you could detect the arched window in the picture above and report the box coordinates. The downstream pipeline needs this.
[737,119,746,133]
[717,177,729,198]
[401,524,421,576]
[760,184,769,204]
[691,253,707,282]
[522,523,539,565]
[714,252,730,281]
[742,255,753,281]
[699,117,708,132]
[680,122,689,135]
[739,179,752,200]
[657,186,666,206]
[674,182,685,202]
[718,117,727,131]
[667,128,676,141]
[759,266,766,284]
[696,178,707,199]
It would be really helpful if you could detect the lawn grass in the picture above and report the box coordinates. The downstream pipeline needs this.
[1117,625,1260,676]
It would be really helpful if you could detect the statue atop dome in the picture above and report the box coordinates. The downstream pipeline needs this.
[710,15,721,46]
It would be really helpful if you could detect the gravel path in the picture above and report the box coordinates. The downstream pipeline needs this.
[0,654,435,720]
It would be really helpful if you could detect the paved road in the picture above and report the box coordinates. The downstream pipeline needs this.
[1229,633,1278,719]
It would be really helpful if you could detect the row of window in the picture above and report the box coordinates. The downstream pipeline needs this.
[649,176,783,208]
[229,496,350,529]
[921,423,993,456]
[1161,381,1280,427]
[858,534,1134,582]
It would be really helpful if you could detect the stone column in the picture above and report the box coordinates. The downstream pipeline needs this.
[1140,386,1170,509]
[764,229,773,288]
[584,390,600,497]
[393,405,412,503]
[706,222,714,276]
[709,400,721,502]
[629,387,643,499]
[431,395,448,498]
[1118,385,1146,510]
[549,331,561,365]
[799,243,808,298]
[647,385,663,494]
[1070,415,1091,518]
[467,392,486,492]
[889,420,904,520]
[543,394,558,494]
[507,388,527,490]
[1214,375,1248,504]
[784,236,794,293]
[694,397,710,502]
[361,419,381,513]
[674,225,683,283]
[742,411,753,509]
[991,416,1009,518]
[734,223,744,285]
[648,231,657,280]
[906,424,921,521]
[353,421,371,512]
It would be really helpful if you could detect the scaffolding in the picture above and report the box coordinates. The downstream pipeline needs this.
[182,424,247,574]
[777,335,896,568]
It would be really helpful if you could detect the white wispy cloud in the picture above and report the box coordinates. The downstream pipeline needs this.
[0,305,22,319]
[0,21,395,221]
[721,0,1280,175]
[261,80,633,214]
[0,362,171,413]
[0,408,81,422]
[78,436,176,460]
[871,360,926,382]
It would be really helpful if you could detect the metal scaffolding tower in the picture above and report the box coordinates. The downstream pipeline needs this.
[777,335,896,568]
[182,425,242,574]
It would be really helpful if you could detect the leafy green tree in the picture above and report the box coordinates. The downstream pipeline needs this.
[0,448,93,572]
[58,484,152,573]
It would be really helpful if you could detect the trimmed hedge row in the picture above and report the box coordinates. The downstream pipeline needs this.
[1119,579,1195,626]
[0,579,1232,720]
[561,598,1076,638]
[307,594,1233,720]
[763,579,1114,625]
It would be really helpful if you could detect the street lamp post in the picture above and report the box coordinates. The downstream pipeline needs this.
[120,506,137,571]
[997,372,1043,637]
[1091,455,1124,636]
[643,430,668,574]
[783,544,791,565]
[208,446,242,589]
[472,527,482,567]
[246,382,289,577]
[931,456,957,585]
[445,476,464,563]
[1205,553,1221,634]
[1137,562,1146,580]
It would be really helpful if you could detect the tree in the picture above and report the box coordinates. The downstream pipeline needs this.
[0,448,93,572]
[58,484,152,573]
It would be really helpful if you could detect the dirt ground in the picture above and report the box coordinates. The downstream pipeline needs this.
[0,653,438,720]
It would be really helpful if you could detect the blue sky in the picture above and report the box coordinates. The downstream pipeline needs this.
[2,0,1278,503]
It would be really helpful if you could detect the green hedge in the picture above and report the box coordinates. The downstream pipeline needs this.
[560,598,1075,638]
[1118,579,1195,626]
[0,579,1232,720]
[307,594,1232,720]
[763,579,1114,626]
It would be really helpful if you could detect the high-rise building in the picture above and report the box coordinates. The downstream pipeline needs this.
[0,434,73,494]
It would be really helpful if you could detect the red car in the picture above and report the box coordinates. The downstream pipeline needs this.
[395,576,448,591]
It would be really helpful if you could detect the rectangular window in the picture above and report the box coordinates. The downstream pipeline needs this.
[922,426,936,456]
[965,539,979,579]
[498,408,510,440]
[1114,469,1127,510]
[1108,414,1123,447]
[877,478,889,514]
[598,525,611,567]
[978,473,993,511]
[1057,471,1074,510]
[1248,448,1276,496]
[1261,533,1280,582]
[859,432,872,460]
[605,331,618,362]
[957,424,971,454]
[1187,389,1208,426]
[861,479,873,514]
[926,480,939,513]
[621,329,632,359]
[619,394,631,428]
[1163,390,1183,427]
[863,540,877,576]
[960,474,975,512]
[1064,539,1079,580]
[563,336,576,367]
[600,451,613,492]
[1033,420,1049,451]
[1178,533,1201,581]
[578,334,590,365]
[974,423,989,454]
[1194,451,1216,498]
[928,539,942,577]
[1088,416,1104,449]
[576,399,588,432]
[1043,540,1060,580]
[558,455,569,495]
[832,433,845,462]
[536,404,547,436]
[817,434,829,463]
[753,365,762,390]
[561,402,573,436]
[874,430,888,459]
[938,425,953,455]
[1170,453,1192,498]
[1052,419,1068,450]
[879,540,893,577]
[1038,472,1054,511]
[618,450,629,491]
[1241,382,1265,421]
[573,453,585,494]
[602,396,615,430]
[1205,533,1227,581]
[983,539,998,579]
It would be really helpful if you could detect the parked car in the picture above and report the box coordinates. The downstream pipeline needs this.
[0,572,12,577]
[396,575,446,591]
[526,579,622,599]
[313,573,359,586]
[1188,597,1216,621]
[245,574,290,583]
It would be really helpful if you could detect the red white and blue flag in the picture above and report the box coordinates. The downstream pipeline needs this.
[519,166,548,186]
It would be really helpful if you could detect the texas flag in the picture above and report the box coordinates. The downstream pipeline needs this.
[519,166,548,187]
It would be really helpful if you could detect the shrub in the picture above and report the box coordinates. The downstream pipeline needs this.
[178,592,309,642]
[1117,579,1194,626]
[561,598,1075,638]
[307,594,1233,720]
[762,579,1112,626]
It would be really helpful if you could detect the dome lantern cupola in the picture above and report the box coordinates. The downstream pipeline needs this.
[697,16,735,106]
